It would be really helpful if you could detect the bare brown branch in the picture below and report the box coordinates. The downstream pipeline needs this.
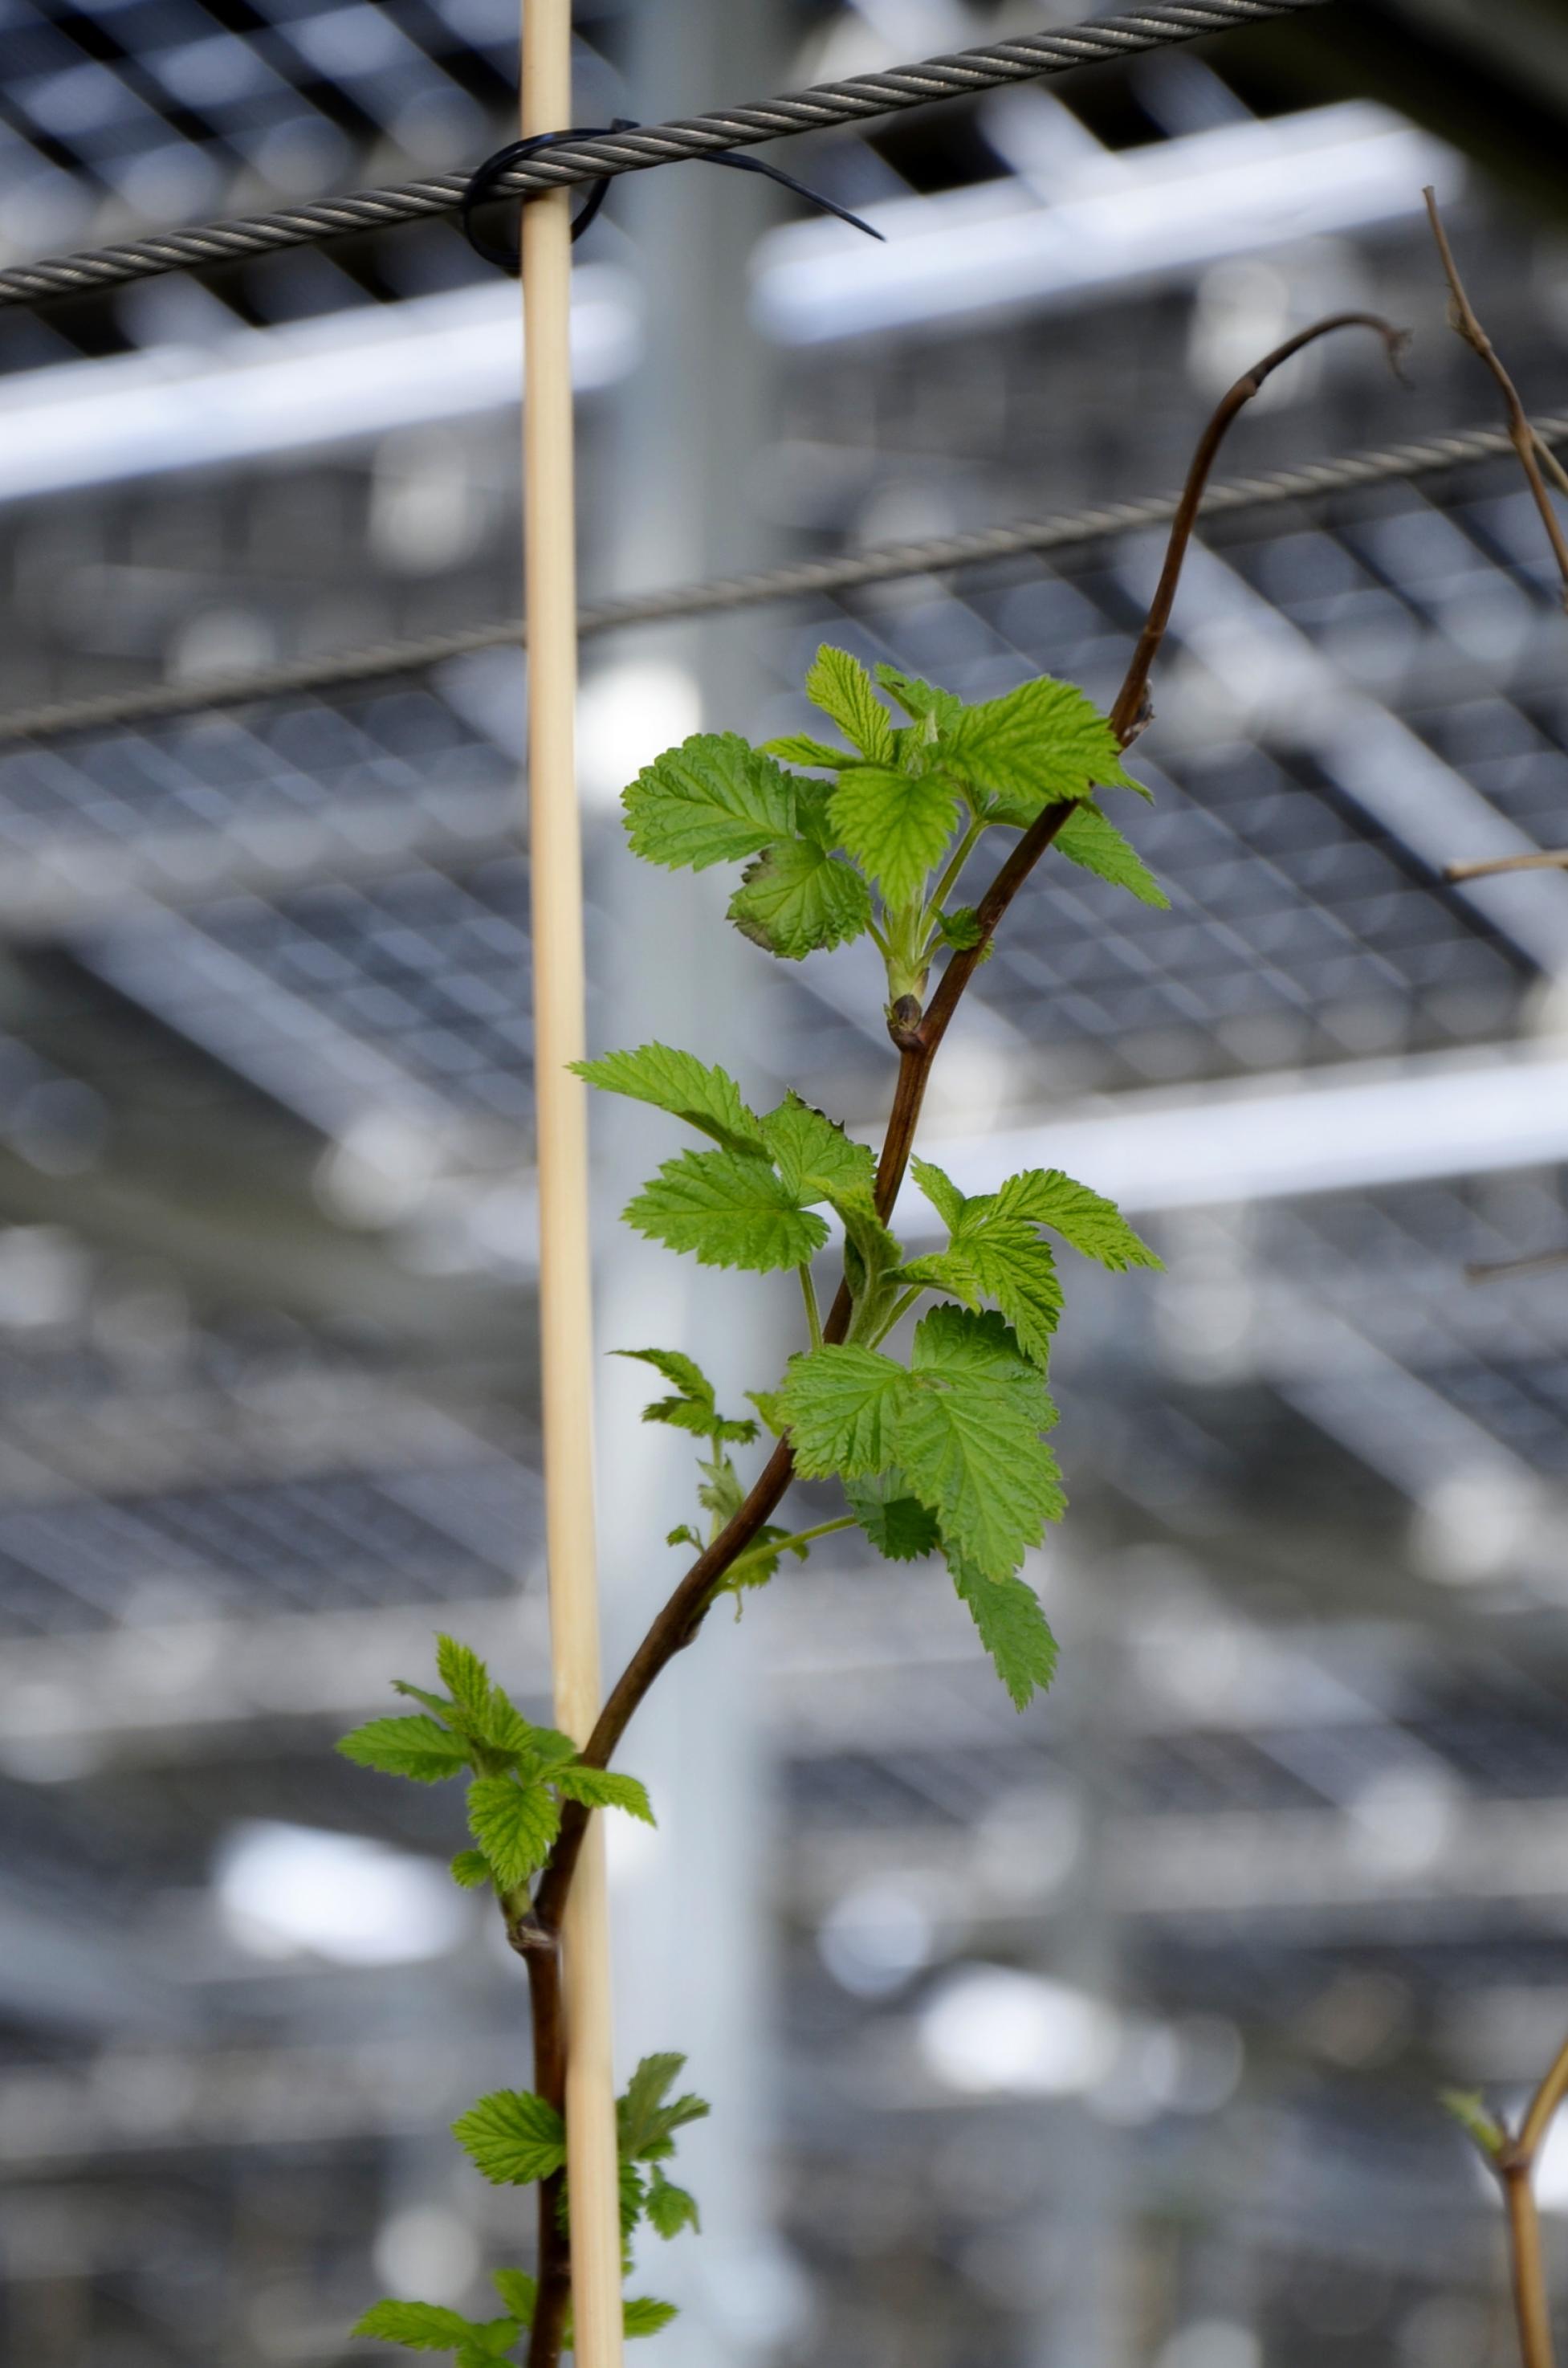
[1426,187,1568,608]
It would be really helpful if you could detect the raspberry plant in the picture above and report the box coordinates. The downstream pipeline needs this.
[340,312,1399,2368]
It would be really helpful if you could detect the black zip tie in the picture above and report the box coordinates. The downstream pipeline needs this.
[460,118,882,277]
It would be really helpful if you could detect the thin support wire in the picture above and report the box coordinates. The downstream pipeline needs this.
[2,406,1562,751]
[0,1,1324,309]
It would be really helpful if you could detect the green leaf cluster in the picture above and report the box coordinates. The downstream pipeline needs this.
[354,2058,709,2360]
[354,2279,677,2362]
[336,1636,654,1899]
[620,646,1155,1004]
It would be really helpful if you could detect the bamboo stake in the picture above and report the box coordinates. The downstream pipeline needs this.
[520,6,623,2366]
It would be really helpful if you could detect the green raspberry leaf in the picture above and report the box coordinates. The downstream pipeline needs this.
[572,1043,766,1157]
[491,2272,536,2325]
[935,905,985,950]
[391,1679,456,1718]
[761,1093,877,1204]
[553,1766,656,1824]
[874,664,964,733]
[729,836,873,960]
[898,1307,1065,1577]
[646,2167,701,2239]
[1054,801,1167,907]
[625,1148,829,1273]
[336,1715,470,1783]
[618,2053,711,2161]
[666,1522,703,1550]
[949,1553,1059,1710]
[774,1345,914,1477]
[465,1777,560,1889]
[613,1347,757,1445]
[910,1155,967,1236]
[910,1303,1055,1408]
[452,2089,566,2185]
[805,646,895,763]
[697,1449,745,1526]
[845,1470,940,1562]
[450,1848,493,1890]
[354,2301,505,2352]
[436,1635,493,1719]
[945,675,1141,825]
[624,2299,679,2339]
[829,766,959,909]
[760,732,855,769]
[991,1168,1161,1273]
[623,733,800,871]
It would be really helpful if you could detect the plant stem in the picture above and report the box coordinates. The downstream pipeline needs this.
[1479,2030,1568,2368]
[922,816,986,944]
[797,1262,824,1351]
[1425,187,1568,609]
[725,1514,857,1580]
[518,310,1404,2368]
[871,1283,926,1344]
[1447,848,1568,884]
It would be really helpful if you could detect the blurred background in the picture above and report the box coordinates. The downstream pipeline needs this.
[5,1,1568,2363]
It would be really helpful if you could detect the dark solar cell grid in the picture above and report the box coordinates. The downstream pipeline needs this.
[0,687,514,842]
[165,855,537,1119]
[0,1457,530,1636]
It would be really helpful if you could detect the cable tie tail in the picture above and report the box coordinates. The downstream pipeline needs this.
[460,118,881,275]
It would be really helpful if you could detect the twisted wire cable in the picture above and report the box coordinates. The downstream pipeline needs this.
[0,408,1558,750]
[0,0,1324,309]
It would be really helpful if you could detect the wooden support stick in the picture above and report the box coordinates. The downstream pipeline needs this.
[520,6,624,2366]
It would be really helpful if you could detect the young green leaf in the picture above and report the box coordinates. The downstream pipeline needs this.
[950,1555,1059,1709]
[465,1777,561,1890]
[729,836,873,960]
[845,1471,940,1563]
[392,1679,457,1718]
[909,1155,967,1236]
[451,2089,567,2185]
[617,2053,711,2161]
[874,663,963,733]
[666,1521,703,1551]
[623,733,800,871]
[828,766,959,909]
[900,1229,1063,1371]
[336,1715,470,1783]
[646,2167,701,2239]
[991,1168,1161,1274]
[805,646,895,763]
[943,675,1142,825]
[697,1449,745,1526]
[450,1848,492,1889]
[491,2270,537,2325]
[760,731,855,768]
[934,905,985,950]
[724,1520,811,1590]
[773,1345,914,1477]
[572,1043,766,1157]
[625,1149,829,1274]
[623,2299,679,2338]
[436,1635,493,1721]
[760,1094,877,1204]
[553,1766,656,1824]
[354,2301,508,2353]
[613,1347,757,1444]
[1053,801,1168,907]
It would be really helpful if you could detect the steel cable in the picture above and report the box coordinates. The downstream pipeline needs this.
[0,0,1324,308]
[0,407,1558,749]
